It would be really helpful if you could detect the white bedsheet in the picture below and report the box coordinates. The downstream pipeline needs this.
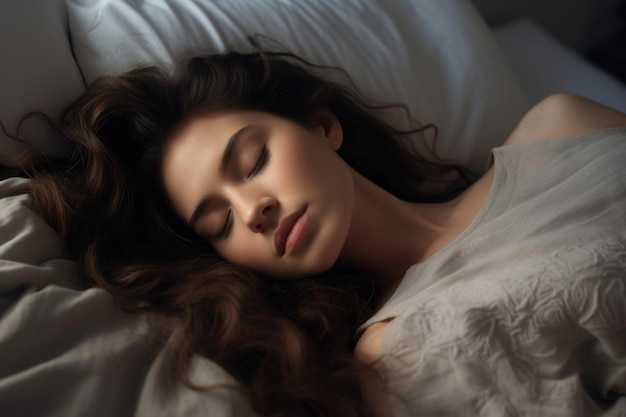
[0,178,254,417]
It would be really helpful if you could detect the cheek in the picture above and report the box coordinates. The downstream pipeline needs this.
[278,139,345,194]
[217,236,267,267]
[285,144,355,269]
[213,220,272,266]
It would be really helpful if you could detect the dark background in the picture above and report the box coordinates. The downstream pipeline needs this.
[472,0,626,84]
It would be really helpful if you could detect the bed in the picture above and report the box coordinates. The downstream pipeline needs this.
[1,1,625,416]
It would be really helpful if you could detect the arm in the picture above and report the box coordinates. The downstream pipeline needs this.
[505,93,626,146]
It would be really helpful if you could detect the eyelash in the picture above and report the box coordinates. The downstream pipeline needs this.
[215,210,232,241]
[216,145,269,241]
[247,145,268,180]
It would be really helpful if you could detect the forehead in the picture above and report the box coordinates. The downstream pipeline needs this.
[171,110,256,150]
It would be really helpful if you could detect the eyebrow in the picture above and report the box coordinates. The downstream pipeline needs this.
[188,123,253,228]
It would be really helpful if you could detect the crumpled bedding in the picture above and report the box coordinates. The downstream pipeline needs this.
[0,177,254,417]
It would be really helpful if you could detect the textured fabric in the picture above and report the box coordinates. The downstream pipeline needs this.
[0,178,254,417]
[66,0,528,175]
[360,127,626,416]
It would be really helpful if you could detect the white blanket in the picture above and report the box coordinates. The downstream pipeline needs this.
[0,177,253,417]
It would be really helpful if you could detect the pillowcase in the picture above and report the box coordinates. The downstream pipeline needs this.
[67,0,529,174]
[0,0,84,159]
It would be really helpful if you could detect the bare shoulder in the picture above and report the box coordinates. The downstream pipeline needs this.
[505,93,626,145]
[354,319,392,364]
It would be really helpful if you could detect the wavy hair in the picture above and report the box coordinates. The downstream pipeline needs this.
[2,39,470,417]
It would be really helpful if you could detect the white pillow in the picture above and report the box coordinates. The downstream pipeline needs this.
[0,0,84,158]
[67,0,529,174]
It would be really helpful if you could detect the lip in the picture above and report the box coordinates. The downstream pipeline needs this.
[274,206,308,256]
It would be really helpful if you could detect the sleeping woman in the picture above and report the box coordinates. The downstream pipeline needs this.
[2,45,626,417]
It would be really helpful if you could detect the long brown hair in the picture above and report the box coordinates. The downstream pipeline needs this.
[2,39,469,417]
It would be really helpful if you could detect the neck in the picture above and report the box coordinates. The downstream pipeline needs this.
[338,169,457,299]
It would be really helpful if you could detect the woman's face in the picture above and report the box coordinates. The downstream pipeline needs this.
[161,110,354,279]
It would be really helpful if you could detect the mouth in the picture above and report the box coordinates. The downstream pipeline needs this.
[274,206,308,256]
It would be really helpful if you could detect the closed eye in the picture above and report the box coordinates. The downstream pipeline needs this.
[215,209,233,241]
[247,145,268,180]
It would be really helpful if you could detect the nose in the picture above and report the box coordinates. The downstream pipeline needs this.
[227,188,277,233]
